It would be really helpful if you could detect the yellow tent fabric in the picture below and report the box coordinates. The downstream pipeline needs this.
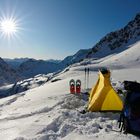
[88,70,123,112]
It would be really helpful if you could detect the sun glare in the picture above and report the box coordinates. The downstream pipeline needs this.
[1,19,17,34]
[0,17,19,39]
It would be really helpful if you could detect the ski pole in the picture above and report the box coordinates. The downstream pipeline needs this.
[87,68,89,89]
[84,68,87,90]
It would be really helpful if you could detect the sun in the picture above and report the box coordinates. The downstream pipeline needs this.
[1,19,17,34]
[0,10,24,42]
[0,18,18,36]
[0,16,20,39]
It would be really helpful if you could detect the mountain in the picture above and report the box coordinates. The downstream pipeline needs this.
[18,59,64,78]
[61,13,140,66]
[4,58,30,69]
[60,49,92,66]
[0,57,21,86]
[85,13,140,59]
[46,59,61,63]
[1,13,140,85]
[2,58,63,80]
[16,49,91,79]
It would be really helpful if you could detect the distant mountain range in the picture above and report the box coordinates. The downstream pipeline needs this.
[4,58,30,69]
[4,58,61,69]
[0,57,21,86]
[0,58,64,86]
[17,59,64,78]
[0,12,140,86]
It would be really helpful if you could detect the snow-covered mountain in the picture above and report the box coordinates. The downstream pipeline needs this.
[0,57,21,86]
[4,58,61,69]
[17,59,64,78]
[4,58,30,69]
[1,13,140,87]
[46,59,61,63]
[61,13,140,66]
[60,49,92,66]
[86,13,140,59]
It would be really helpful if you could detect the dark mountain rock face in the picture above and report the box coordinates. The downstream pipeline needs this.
[0,57,21,86]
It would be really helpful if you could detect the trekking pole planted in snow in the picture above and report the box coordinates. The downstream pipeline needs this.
[87,68,90,89]
[84,68,87,90]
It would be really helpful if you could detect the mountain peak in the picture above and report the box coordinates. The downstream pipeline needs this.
[84,12,140,59]
[135,13,140,20]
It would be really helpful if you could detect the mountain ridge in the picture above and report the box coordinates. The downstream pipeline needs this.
[0,57,21,86]
[0,13,140,86]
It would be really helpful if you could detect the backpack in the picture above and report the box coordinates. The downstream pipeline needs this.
[119,81,140,135]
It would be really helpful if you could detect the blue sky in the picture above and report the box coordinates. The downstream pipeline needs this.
[0,0,140,60]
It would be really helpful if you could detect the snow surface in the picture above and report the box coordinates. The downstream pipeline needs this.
[0,39,140,140]
[0,68,139,140]
[0,74,49,98]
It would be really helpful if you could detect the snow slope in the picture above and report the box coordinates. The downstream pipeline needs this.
[73,40,140,72]
[0,54,140,140]
[0,71,139,140]
[0,13,140,140]
[0,74,49,98]
[97,41,140,69]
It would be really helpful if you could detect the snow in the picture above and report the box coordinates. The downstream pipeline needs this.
[0,35,140,139]
[0,74,49,98]
[99,41,140,69]
[0,65,140,140]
